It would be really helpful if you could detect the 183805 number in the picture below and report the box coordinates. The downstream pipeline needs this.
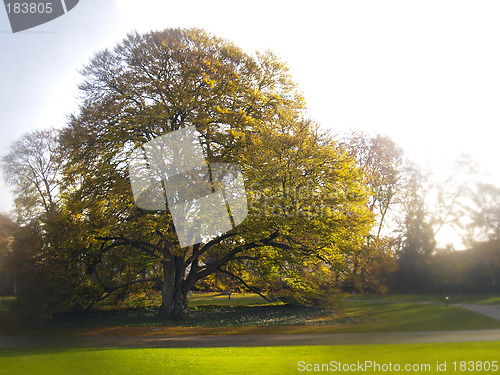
[6,3,53,14]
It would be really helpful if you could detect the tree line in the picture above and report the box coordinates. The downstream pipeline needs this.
[0,28,498,322]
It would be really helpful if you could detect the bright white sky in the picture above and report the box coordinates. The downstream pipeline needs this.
[1,0,500,247]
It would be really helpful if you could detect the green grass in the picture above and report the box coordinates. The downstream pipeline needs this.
[346,293,500,305]
[43,300,500,333]
[1,342,500,374]
[0,296,15,315]
[2,294,500,374]
[188,292,273,307]
[337,301,500,332]
[20,300,499,335]
[4,293,500,335]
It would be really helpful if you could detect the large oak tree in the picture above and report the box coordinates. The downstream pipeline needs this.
[7,28,373,319]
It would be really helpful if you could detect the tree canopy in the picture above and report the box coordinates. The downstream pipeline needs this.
[0,28,374,319]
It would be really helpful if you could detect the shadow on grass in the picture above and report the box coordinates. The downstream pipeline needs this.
[43,304,348,329]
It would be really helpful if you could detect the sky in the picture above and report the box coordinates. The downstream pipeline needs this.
[1,0,500,246]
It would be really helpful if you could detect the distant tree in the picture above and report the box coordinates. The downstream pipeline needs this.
[457,182,500,291]
[1,129,62,223]
[1,129,104,320]
[423,154,480,248]
[465,183,500,243]
[339,132,404,238]
[357,237,398,294]
[395,164,436,291]
[0,214,17,295]
[385,155,495,293]
[338,132,404,293]
[7,223,73,323]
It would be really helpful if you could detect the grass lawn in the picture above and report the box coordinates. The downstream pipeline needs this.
[188,292,269,307]
[79,301,500,335]
[2,294,500,374]
[0,296,15,311]
[346,293,500,305]
[1,341,500,374]
[3,293,500,335]
[337,301,500,332]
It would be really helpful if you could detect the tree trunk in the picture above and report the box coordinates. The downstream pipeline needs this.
[158,256,188,319]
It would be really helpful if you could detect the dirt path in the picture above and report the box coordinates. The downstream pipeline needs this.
[1,329,500,348]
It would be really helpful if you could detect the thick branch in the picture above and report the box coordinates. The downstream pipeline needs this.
[96,236,162,259]
[184,230,238,267]
[196,230,280,280]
